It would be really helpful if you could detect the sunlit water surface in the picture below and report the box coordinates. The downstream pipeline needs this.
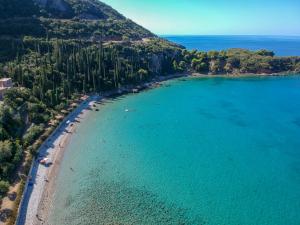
[48,75,300,225]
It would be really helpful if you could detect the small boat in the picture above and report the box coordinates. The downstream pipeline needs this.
[125,109,129,112]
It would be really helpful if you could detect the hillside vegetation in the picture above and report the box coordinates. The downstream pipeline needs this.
[0,0,300,212]
[182,49,300,75]
[0,0,154,40]
[0,0,182,206]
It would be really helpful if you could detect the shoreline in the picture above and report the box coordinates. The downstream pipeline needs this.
[36,97,100,225]
[16,96,100,225]
[15,73,185,225]
[190,71,300,78]
[14,71,299,225]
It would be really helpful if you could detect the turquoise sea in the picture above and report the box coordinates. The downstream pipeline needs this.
[48,75,300,225]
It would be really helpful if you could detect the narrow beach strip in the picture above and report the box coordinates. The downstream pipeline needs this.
[15,73,185,225]
[16,96,99,225]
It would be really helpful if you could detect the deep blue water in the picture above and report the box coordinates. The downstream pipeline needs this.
[48,75,300,225]
[164,35,300,56]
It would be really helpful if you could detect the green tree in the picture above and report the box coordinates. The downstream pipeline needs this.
[178,61,187,72]
[138,69,148,80]
[0,180,9,196]
[256,50,275,57]
[0,140,13,163]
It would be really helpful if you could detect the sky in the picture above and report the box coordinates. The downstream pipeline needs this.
[101,0,300,36]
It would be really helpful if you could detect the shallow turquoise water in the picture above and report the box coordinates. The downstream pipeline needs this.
[48,75,300,225]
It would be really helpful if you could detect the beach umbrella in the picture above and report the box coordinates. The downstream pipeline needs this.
[40,157,49,164]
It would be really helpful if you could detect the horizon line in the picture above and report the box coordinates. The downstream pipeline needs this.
[159,34,300,37]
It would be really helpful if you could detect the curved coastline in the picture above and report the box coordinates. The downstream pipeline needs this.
[191,71,300,78]
[41,74,300,225]
[15,74,185,225]
[15,72,300,225]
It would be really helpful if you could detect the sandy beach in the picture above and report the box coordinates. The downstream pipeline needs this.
[15,74,185,225]
[14,71,298,225]
[16,96,100,225]
[13,72,300,224]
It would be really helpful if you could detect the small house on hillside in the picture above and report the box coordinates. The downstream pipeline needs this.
[0,78,13,100]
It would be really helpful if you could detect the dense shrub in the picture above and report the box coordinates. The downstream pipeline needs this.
[23,124,45,147]
[179,48,300,75]
[0,180,9,196]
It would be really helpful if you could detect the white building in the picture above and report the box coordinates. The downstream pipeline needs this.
[0,78,13,100]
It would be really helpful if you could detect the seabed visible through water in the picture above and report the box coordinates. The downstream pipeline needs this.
[48,75,300,225]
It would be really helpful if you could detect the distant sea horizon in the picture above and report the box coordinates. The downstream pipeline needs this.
[162,35,300,56]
